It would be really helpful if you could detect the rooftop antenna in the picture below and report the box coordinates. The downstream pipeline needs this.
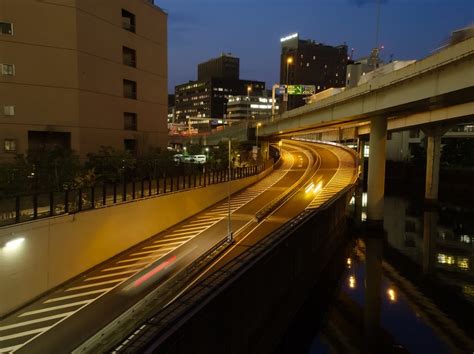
[370,0,382,69]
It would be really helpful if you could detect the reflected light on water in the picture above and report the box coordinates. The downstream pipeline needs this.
[387,288,397,302]
[349,275,356,289]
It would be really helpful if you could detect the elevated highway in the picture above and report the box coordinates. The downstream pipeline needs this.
[0,141,357,353]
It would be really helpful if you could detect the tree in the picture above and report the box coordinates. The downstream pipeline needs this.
[85,146,136,183]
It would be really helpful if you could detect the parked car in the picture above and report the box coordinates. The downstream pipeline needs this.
[192,155,207,164]
[173,154,183,163]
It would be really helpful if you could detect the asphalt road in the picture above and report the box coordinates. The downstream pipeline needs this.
[0,140,356,354]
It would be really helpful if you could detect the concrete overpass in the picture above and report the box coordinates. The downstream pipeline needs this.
[249,37,474,227]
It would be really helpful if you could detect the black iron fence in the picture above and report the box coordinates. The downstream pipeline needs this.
[0,164,265,227]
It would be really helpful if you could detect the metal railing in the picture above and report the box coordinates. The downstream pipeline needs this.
[0,164,265,227]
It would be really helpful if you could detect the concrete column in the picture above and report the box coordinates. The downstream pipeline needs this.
[260,141,270,161]
[354,182,364,229]
[367,116,387,223]
[425,132,442,202]
[358,138,366,182]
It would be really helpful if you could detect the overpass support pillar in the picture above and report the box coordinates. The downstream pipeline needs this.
[424,129,443,202]
[367,116,387,224]
[357,138,366,182]
[260,141,270,161]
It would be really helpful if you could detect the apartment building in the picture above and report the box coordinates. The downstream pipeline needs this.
[0,0,168,160]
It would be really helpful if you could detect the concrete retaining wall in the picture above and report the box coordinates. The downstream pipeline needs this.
[0,165,274,317]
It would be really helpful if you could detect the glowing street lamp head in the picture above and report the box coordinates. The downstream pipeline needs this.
[257,122,262,127]
[287,57,293,64]
[247,85,252,93]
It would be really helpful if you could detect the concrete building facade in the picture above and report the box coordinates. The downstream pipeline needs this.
[0,0,168,160]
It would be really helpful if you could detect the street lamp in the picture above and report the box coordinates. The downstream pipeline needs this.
[286,56,293,84]
[205,146,209,160]
[256,122,262,161]
[246,85,252,120]
[285,57,293,112]
[227,138,233,242]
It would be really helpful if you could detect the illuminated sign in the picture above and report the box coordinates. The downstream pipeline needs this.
[276,85,316,95]
[280,33,298,42]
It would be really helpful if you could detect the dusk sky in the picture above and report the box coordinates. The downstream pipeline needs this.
[159,0,473,93]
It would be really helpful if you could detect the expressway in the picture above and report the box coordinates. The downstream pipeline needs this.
[0,140,357,354]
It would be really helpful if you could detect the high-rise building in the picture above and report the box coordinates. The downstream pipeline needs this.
[226,93,279,120]
[280,33,348,110]
[198,53,240,81]
[0,0,168,160]
[175,79,265,121]
[175,54,265,122]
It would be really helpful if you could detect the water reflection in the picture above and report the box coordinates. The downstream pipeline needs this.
[318,191,474,353]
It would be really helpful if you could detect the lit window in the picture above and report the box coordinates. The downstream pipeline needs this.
[4,139,16,152]
[0,22,13,35]
[1,64,15,76]
[3,106,15,116]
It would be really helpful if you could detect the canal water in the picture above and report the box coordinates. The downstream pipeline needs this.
[275,184,474,354]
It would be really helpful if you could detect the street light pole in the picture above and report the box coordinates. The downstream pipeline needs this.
[256,122,262,161]
[227,138,233,242]
[285,57,293,113]
[271,84,278,122]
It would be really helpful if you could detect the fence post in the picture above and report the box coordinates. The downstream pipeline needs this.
[49,191,54,216]
[141,179,144,198]
[170,175,173,192]
[194,174,197,188]
[91,186,95,209]
[78,189,83,211]
[65,189,69,213]
[132,181,136,199]
[149,178,152,196]
[103,183,107,206]
[123,180,127,201]
[113,183,117,203]
[33,194,38,219]
[15,196,20,223]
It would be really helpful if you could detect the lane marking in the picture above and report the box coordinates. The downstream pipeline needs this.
[117,255,165,264]
[0,313,74,331]
[130,248,171,257]
[86,270,137,281]
[0,327,50,341]
[149,240,185,246]
[0,345,22,353]
[45,288,113,303]
[20,301,92,317]
[165,231,197,237]
[67,278,128,292]
[101,262,150,272]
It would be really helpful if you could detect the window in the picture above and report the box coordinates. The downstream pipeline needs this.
[124,112,137,130]
[123,46,136,67]
[123,79,137,99]
[1,64,15,76]
[4,139,16,152]
[3,105,15,116]
[0,22,13,35]
[122,9,136,33]
[124,139,137,155]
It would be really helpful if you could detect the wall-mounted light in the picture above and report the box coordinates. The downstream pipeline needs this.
[2,237,25,251]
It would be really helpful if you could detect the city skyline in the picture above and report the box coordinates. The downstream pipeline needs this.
[161,0,473,92]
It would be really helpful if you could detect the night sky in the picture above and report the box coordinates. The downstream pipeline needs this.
[159,0,473,93]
